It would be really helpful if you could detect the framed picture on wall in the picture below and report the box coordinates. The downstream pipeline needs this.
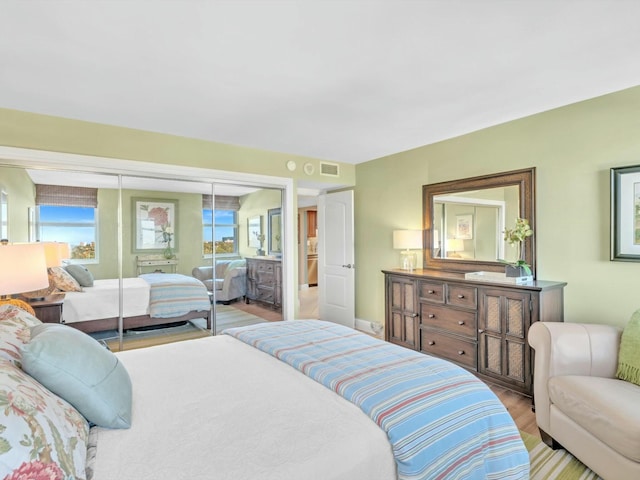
[456,214,473,240]
[611,165,640,261]
[248,215,262,248]
[132,197,178,252]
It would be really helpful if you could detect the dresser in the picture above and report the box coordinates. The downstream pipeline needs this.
[383,269,566,396]
[246,257,282,311]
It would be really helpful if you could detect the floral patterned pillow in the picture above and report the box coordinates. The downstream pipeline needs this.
[0,304,42,368]
[0,358,89,479]
[48,266,82,292]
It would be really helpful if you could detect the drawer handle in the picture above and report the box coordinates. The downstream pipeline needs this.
[457,294,465,299]
[478,329,485,334]
[428,314,435,318]
[411,313,419,318]
[428,290,435,294]
[428,341,435,346]
[458,321,465,325]
[457,350,465,355]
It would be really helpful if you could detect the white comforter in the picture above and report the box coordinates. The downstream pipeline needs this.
[93,335,397,480]
[62,278,150,324]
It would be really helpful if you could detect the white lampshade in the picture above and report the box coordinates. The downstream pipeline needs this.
[0,243,49,296]
[393,230,422,250]
[446,238,464,253]
[42,242,67,267]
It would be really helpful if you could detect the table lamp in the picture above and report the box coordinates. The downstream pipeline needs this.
[446,238,464,258]
[393,230,422,271]
[20,242,70,300]
[0,243,48,315]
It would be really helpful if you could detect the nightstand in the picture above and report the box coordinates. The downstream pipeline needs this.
[29,295,65,323]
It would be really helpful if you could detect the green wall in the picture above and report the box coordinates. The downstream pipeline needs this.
[238,189,282,258]
[355,85,640,328]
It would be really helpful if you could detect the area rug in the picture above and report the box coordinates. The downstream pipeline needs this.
[522,431,603,479]
[214,303,267,333]
[98,306,267,350]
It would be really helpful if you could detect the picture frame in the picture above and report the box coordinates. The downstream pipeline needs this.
[132,197,178,252]
[248,215,262,248]
[456,214,473,240]
[611,165,640,261]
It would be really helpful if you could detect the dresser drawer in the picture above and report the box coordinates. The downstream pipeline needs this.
[447,284,477,309]
[420,328,477,369]
[420,303,476,338]
[257,262,275,273]
[418,281,445,304]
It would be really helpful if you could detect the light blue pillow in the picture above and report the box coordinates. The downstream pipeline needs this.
[21,323,132,429]
[65,264,94,287]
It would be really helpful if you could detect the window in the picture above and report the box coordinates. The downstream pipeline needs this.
[203,209,238,255]
[38,205,98,261]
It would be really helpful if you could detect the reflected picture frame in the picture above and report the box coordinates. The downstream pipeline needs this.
[132,197,178,252]
[456,214,473,240]
[611,165,640,261]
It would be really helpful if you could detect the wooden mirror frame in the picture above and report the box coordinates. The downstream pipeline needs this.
[422,167,536,276]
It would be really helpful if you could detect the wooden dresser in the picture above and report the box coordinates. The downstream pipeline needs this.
[246,257,282,311]
[383,268,566,396]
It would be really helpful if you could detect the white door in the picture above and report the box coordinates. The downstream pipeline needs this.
[318,190,354,328]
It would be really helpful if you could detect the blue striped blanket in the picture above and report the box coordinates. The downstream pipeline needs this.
[225,320,529,480]
[139,273,210,318]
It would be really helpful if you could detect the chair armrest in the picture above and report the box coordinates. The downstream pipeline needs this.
[528,322,622,432]
[225,266,247,280]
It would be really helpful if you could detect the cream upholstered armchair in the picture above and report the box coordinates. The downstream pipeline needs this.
[528,322,640,480]
[192,259,246,303]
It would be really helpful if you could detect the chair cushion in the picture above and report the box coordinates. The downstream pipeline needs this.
[21,323,132,429]
[549,375,640,462]
[617,309,640,385]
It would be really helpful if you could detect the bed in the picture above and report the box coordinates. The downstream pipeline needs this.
[0,306,530,480]
[61,273,211,333]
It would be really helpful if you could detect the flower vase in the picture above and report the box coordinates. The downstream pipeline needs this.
[256,248,265,256]
[163,243,174,259]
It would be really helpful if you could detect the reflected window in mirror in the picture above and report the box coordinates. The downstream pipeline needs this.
[202,195,240,257]
[268,208,282,255]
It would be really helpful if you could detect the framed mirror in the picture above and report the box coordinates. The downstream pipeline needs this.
[423,167,536,276]
[268,207,282,256]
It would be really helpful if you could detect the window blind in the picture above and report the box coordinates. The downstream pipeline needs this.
[35,184,98,208]
[202,194,240,211]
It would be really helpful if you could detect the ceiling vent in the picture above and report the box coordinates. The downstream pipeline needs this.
[320,162,340,177]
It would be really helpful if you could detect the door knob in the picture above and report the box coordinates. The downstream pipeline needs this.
[342,264,354,269]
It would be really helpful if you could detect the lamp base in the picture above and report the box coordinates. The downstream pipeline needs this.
[399,251,417,271]
[0,298,36,316]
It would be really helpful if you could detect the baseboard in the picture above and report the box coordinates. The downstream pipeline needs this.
[355,318,384,339]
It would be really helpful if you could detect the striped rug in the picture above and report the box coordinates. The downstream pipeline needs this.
[522,431,603,480]
[214,304,267,333]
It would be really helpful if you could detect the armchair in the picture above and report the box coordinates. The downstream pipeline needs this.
[192,259,246,304]
[528,322,640,480]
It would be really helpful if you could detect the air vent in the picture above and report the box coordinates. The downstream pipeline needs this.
[320,162,340,177]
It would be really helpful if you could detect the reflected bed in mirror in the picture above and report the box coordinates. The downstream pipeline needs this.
[423,168,536,276]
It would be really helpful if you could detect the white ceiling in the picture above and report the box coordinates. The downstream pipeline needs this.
[2,1,640,164]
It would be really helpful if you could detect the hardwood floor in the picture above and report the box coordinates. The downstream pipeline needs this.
[225,299,283,321]
[489,384,540,438]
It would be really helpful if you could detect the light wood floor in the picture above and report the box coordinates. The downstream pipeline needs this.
[490,384,540,438]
